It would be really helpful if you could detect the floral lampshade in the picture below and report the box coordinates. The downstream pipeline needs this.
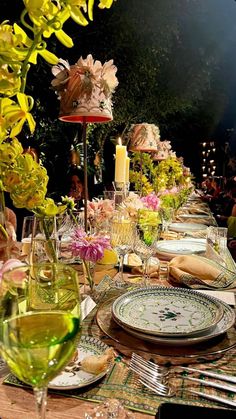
[152,140,173,161]
[128,123,160,152]
[51,55,118,123]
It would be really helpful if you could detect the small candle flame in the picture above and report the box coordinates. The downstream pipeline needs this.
[117,137,122,145]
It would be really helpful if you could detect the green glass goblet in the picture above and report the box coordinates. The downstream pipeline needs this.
[0,262,81,419]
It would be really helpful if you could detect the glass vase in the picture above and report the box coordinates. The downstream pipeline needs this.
[30,216,58,264]
[0,187,9,262]
[82,260,96,297]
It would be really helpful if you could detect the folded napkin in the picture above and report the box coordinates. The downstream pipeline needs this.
[169,254,236,289]
[183,207,210,216]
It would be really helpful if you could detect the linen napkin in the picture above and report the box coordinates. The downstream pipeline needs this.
[169,254,236,289]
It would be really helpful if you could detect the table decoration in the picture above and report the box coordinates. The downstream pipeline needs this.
[0,2,115,257]
[112,287,223,338]
[51,53,118,232]
[169,254,236,290]
[70,228,111,296]
[128,123,159,196]
[87,198,114,234]
[0,262,81,419]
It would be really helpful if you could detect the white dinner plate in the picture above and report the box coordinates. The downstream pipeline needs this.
[115,300,235,346]
[112,287,223,338]
[169,222,207,233]
[49,336,111,390]
[156,239,206,255]
[178,214,209,219]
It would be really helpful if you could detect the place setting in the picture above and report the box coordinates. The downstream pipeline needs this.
[2,2,236,418]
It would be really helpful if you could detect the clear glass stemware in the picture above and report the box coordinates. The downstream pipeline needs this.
[110,212,136,288]
[134,223,161,286]
[0,262,81,419]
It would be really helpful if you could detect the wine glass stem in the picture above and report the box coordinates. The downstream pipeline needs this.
[118,253,125,284]
[143,258,150,286]
[34,387,48,419]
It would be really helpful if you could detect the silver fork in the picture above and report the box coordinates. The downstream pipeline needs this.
[129,353,236,408]
[129,353,169,382]
[137,374,236,407]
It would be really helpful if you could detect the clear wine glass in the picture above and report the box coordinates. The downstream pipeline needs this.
[159,207,175,232]
[134,223,161,286]
[0,262,81,419]
[110,212,136,288]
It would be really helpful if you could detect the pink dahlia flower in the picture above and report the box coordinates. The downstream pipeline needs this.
[70,228,111,263]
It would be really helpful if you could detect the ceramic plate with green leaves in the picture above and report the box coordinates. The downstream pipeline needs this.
[112,287,224,337]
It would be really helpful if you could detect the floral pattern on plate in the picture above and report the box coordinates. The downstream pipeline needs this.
[112,287,224,337]
[116,300,235,346]
[48,335,110,390]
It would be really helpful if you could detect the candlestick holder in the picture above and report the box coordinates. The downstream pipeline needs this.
[112,181,126,207]
[125,182,130,197]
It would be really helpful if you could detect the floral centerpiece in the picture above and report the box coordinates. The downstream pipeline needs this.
[70,228,111,292]
[121,191,161,225]
[0,1,115,259]
[87,198,114,233]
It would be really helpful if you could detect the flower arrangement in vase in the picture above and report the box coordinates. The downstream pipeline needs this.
[70,228,111,295]
[0,1,115,258]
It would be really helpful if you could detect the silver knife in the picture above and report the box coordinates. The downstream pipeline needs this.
[189,390,236,408]
[178,366,236,384]
[184,376,236,393]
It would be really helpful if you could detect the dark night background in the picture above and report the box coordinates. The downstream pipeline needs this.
[3,0,236,191]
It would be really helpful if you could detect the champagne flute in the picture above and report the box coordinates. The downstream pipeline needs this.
[134,223,161,286]
[0,262,81,419]
[110,212,136,288]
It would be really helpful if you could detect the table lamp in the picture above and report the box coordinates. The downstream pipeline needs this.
[128,123,159,195]
[51,55,118,230]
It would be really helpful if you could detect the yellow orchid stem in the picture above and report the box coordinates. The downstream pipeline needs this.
[20,9,35,34]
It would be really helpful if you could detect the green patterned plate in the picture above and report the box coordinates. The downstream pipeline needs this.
[112,287,224,337]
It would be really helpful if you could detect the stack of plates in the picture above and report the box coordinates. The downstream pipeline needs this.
[112,287,235,346]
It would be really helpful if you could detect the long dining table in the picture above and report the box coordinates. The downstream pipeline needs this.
[0,200,236,418]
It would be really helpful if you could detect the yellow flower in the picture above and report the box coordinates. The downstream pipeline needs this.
[34,198,67,216]
[3,93,36,137]
[0,21,27,62]
[98,0,115,10]
[0,65,21,96]
[0,137,23,170]
[13,24,59,64]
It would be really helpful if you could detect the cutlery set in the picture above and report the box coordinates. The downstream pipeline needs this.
[129,353,236,408]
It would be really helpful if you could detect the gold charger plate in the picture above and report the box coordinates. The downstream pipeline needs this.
[96,298,236,365]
